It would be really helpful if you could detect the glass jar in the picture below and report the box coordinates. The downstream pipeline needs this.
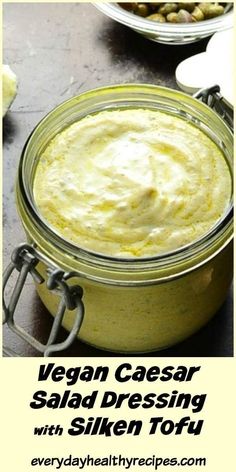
[3,84,233,356]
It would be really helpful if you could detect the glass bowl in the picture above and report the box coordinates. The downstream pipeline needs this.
[95,2,234,45]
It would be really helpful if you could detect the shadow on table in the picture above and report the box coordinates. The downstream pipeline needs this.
[3,113,19,145]
[97,17,210,82]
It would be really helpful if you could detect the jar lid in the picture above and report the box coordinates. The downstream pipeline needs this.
[175,28,233,108]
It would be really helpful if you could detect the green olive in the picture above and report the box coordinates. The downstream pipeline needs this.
[191,5,205,21]
[146,13,166,22]
[198,3,225,18]
[203,4,225,19]
[196,3,209,14]
[166,12,179,22]
[118,3,138,13]
[158,3,178,15]
[178,3,196,12]
[177,8,194,22]
[136,3,150,17]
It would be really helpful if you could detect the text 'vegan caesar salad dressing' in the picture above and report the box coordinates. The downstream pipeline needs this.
[34,109,231,258]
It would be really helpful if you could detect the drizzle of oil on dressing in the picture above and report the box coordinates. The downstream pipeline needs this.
[34,109,231,258]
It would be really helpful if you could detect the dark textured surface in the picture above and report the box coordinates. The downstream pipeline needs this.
[3,2,233,357]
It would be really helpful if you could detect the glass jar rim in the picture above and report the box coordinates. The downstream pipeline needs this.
[18,83,233,273]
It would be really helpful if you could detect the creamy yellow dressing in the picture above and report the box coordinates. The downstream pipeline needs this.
[34,109,231,258]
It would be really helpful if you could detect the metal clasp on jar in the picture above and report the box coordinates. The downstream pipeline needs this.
[194,85,233,131]
[3,243,84,357]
